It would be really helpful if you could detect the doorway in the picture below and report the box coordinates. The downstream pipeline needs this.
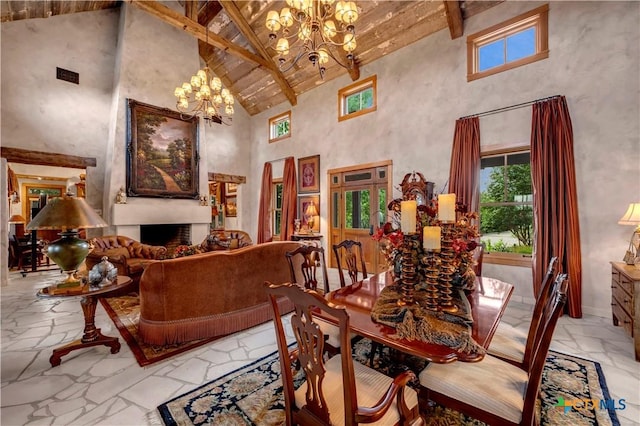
[328,161,392,274]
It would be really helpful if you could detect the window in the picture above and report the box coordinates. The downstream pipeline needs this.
[338,75,377,122]
[480,149,533,266]
[272,179,283,238]
[467,4,548,82]
[268,111,291,143]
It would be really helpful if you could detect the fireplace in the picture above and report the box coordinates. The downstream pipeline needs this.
[140,224,191,255]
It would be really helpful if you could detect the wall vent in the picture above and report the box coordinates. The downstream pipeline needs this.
[56,67,79,84]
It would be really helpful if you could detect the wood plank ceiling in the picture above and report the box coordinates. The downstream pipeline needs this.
[1,1,502,116]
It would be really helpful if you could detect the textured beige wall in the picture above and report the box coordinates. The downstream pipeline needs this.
[248,1,640,316]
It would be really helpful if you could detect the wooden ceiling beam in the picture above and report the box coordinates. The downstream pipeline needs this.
[444,1,464,39]
[218,0,297,107]
[198,0,222,26]
[1,147,96,169]
[185,0,198,21]
[129,0,272,69]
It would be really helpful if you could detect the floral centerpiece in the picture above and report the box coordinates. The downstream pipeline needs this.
[372,196,480,290]
[173,244,199,258]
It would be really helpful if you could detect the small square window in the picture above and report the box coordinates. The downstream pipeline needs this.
[467,4,548,81]
[338,75,377,122]
[268,111,291,143]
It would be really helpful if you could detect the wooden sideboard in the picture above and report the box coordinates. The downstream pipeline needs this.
[610,261,640,361]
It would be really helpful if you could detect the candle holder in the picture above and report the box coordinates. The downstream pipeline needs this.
[398,234,419,306]
[438,222,458,313]
[424,249,440,311]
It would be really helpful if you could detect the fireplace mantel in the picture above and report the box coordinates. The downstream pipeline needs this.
[112,202,210,225]
[112,202,211,243]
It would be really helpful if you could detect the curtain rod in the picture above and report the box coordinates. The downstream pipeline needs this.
[266,156,293,163]
[459,95,562,120]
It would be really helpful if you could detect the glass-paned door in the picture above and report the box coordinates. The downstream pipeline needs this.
[329,163,391,274]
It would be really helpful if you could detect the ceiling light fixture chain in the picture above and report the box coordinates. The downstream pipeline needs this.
[265,0,359,79]
[173,23,235,125]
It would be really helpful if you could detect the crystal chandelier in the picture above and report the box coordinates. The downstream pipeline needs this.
[265,0,359,78]
[174,65,234,125]
[173,26,234,125]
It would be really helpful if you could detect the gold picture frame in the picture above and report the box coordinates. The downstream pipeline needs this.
[298,155,320,194]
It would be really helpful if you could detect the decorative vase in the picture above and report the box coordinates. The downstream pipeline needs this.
[88,256,118,288]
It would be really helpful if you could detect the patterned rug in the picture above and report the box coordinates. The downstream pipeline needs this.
[100,293,221,367]
[155,339,619,425]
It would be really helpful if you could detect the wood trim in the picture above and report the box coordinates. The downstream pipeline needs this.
[208,173,246,184]
[443,1,463,39]
[337,75,377,122]
[484,252,532,268]
[466,4,549,82]
[130,0,273,69]
[218,0,297,107]
[327,159,392,175]
[15,174,68,182]
[1,147,96,168]
[268,110,292,143]
[197,1,222,25]
[185,0,197,21]
[481,145,529,157]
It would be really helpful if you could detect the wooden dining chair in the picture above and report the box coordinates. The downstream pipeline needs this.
[332,239,368,287]
[285,244,330,294]
[264,282,424,426]
[417,274,568,426]
[488,256,559,368]
[471,242,484,277]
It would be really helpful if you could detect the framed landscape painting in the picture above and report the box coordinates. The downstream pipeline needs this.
[298,155,320,194]
[127,99,199,199]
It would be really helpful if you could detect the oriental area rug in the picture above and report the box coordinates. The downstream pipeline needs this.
[100,293,220,367]
[153,339,620,426]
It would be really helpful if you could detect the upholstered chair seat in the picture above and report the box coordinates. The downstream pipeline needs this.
[418,354,528,424]
[487,323,528,363]
[295,355,419,426]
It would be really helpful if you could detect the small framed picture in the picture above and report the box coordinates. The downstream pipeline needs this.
[298,155,320,194]
[298,195,320,233]
[225,196,237,217]
[226,182,238,196]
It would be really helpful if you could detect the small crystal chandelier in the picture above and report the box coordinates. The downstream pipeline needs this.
[173,28,234,125]
[265,0,359,79]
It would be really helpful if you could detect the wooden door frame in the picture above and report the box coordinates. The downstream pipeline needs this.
[327,160,393,273]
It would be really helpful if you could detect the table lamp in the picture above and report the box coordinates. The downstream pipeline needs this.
[27,192,108,287]
[618,202,640,265]
[305,203,318,232]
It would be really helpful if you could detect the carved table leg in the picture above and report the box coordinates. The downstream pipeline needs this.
[49,295,120,367]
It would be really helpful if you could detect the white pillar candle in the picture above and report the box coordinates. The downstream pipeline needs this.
[423,226,441,250]
[438,193,456,222]
[400,200,417,233]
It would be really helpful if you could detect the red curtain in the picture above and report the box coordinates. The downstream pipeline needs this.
[531,96,582,318]
[281,157,297,241]
[257,162,272,244]
[448,117,481,213]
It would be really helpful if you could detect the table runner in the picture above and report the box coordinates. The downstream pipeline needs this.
[371,286,485,355]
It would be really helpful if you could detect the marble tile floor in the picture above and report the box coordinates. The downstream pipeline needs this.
[1,269,639,425]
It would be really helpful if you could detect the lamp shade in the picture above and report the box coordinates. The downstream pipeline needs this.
[8,214,26,224]
[305,203,318,217]
[26,193,107,287]
[26,193,107,232]
[618,203,640,226]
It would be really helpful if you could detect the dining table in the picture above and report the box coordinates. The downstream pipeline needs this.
[317,271,514,363]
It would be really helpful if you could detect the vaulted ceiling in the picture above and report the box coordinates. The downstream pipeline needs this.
[1,1,502,116]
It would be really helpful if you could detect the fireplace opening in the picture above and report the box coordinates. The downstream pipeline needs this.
[140,224,191,256]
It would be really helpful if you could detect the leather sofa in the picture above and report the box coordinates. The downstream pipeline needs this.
[199,229,252,251]
[86,235,167,285]
[138,241,303,346]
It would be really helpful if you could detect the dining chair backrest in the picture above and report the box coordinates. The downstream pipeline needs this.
[285,244,330,294]
[332,239,367,287]
[264,282,420,426]
[521,274,568,423]
[521,256,559,369]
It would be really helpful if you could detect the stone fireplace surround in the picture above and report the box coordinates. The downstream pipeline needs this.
[111,202,210,247]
